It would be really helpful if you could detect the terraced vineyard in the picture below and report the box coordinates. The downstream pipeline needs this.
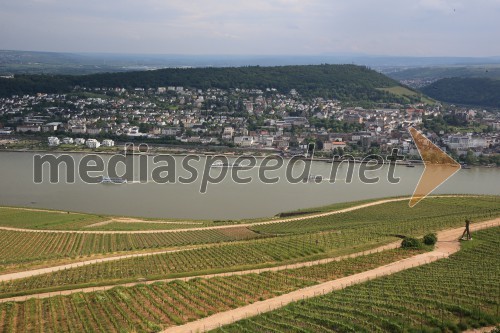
[0,196,499,332]
[213,227,500,333]
[1,196,498,295]
[0,229,389,297]
[252,196,500,235]
[0,227,263,271]
[0,247,425,332]
[1,196,498,274]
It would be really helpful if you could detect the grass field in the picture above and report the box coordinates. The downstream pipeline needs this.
[213,227,500,333]
[378,86,435,105]
[0,197,383,231]
[0,208,106,230]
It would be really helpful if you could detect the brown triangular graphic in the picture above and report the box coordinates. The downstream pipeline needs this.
[408,127,461,207]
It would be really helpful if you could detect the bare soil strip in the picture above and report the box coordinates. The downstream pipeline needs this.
[84,218,204,228]
[1,219,497,306]
[463,327,497,333]
[160,219,500,333]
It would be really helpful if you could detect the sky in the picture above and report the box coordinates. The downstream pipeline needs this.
[1,0,499,57]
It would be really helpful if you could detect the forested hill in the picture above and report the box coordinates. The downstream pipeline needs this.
[422,77,500,108]
[0,64,409,103]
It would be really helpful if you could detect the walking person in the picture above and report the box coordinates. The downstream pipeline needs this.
[460,219,472,240]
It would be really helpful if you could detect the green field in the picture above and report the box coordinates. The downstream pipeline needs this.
[0,208,106,230]
[0,196,498,296]
[213,227,500,332]
[0,247,426,332]
[378,86,435,105]
[0,196,498,332]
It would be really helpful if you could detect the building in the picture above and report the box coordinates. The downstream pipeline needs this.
[71,125,87,134]
[283,117,308,126]
[102,139,115,147]
[42,122,63,132]
[446,135,471,150]
[75,138,86,145]
[86,139,101,149]
[17,125,41,133]
[48,137,60,147]
[234,136,255,147]
[161,127,180,136]
[87,127,102,135]
[222,127,234,139]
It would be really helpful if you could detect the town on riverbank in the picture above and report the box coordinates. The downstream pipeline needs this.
[1,86,499,166]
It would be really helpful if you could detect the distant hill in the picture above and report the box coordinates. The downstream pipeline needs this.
[388,66,500,81]
[422,77,500,108]
[0,64,420,104]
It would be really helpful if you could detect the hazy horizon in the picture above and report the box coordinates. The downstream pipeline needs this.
[1,0,499,57]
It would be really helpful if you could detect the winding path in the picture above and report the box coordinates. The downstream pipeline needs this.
[1,218,498,306]
[161,219,500,333]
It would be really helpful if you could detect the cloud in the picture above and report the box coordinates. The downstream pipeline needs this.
[0,0,498,56]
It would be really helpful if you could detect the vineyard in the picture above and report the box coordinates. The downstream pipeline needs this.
[0,196,498,274]
[0,196,499,332]
[213,227,500,333]
[251,196,500,235]
[0,229,391,297]
[0,227,264,272]
[0,247,425,332]
[1,196,499,294]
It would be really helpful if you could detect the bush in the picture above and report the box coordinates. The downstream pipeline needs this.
[401,237,422,249]
[423,233,438,245]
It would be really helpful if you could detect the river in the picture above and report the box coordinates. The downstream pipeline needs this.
[0,151,498,220]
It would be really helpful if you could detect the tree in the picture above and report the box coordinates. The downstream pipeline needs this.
[465,150,477,165]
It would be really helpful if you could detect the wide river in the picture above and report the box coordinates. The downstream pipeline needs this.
[0,151,498,220]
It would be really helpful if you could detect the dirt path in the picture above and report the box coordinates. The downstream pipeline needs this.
[1,219,498,305]
[84,218,204,228]
[463,327,497,333]
[160,219,500,333]
[0,197,413,234]
[0,248,191,283]
[0,206,78,214]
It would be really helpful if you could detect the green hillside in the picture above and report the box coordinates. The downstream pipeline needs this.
[0,64,414,103]
[422,77,500,108]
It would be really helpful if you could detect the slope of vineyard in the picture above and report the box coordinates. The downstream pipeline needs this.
[213,227,500,333]
[0,248,425,332]
[1,197,499,297]
[0,196,497,274]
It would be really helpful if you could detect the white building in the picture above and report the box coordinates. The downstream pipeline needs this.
[62,137,74,144]
[222,127,234,139]
[48,136,60,147]
[86,139,101,149]
[102,139,115,147]
[75,138,86,145]
[234,136,255,147]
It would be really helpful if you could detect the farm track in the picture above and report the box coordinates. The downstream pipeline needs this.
[0,196,469,234]
[1,218,498,305]
[84,218,205,228]
[161,218,500,333]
